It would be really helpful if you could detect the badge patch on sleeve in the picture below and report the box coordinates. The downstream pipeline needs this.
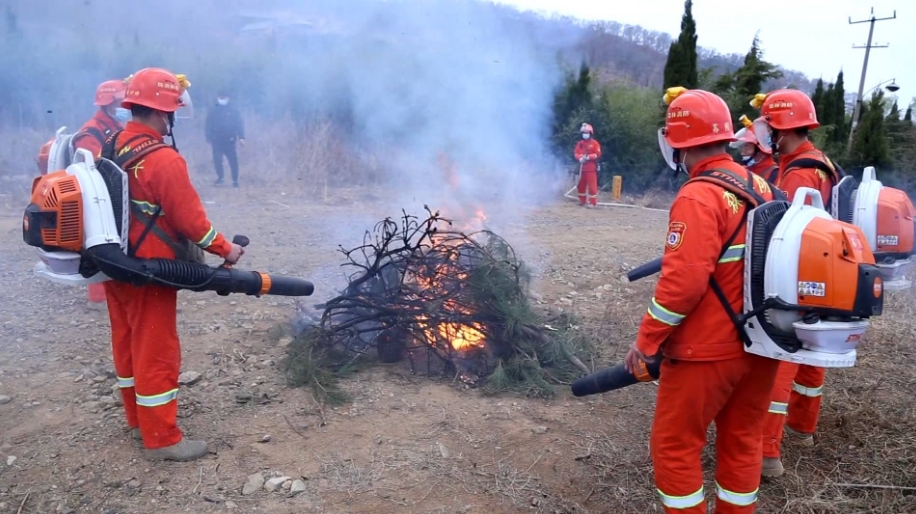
[666,222,686,251]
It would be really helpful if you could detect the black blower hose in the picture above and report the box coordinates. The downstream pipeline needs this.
[627,257,662,282]
[84,243,314,297]
[570,358,662,397]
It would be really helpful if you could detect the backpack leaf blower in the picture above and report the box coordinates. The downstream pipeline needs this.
[579,185,886,398]
[22,149,314,297]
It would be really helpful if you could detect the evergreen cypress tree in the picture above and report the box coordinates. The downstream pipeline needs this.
[831,71,847,143]
[851,90,891,167]
[663,0,698,90]
[811,79,825,120]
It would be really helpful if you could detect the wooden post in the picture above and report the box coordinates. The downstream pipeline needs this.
[612,175,622,201]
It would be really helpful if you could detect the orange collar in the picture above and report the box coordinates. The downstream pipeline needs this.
[688,154,738,178]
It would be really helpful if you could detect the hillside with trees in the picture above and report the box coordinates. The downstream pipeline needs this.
[1,0,913,193]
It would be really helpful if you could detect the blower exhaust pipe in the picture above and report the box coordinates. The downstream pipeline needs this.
[84,241,314,297]
[571,358,661,397]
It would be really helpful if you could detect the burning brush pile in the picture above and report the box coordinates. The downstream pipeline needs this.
[282,207,592,404]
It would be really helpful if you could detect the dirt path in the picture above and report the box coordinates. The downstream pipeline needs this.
[0,185,669,514]
[2,183,915,514]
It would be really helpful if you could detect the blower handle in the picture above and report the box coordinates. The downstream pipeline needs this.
[627,257,662,282]
[570,356,662,397]
[792,187,825,210]
[222,234,250,269]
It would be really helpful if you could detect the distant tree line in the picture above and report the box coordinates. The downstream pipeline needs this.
[551,0,916,192]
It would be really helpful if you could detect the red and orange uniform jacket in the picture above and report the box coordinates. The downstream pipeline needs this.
[72,109,121,158]
[775,141,835,202]
[635,154,778,361]
[574,139,602,174]
[112,122,231,260]
[747,154,778,183]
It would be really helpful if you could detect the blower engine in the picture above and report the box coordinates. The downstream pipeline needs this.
[848,167,915,290]
[577,187,886,398]
[23,148,314,297]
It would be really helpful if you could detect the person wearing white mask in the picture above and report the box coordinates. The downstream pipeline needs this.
[205,90,246,187]
[573,123,602,207]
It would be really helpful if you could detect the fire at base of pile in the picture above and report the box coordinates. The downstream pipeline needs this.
[282,208,592,405]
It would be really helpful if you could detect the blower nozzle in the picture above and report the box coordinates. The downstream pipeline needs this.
[571,358,662,397]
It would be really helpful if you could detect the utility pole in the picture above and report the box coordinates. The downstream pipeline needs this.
[847,7,896,154]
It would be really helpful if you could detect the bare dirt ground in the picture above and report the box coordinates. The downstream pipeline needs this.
[2,179,916,514]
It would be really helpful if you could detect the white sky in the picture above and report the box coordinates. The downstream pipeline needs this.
[493,0,914,111]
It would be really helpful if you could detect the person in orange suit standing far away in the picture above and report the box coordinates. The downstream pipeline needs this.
[574,123,602,207]
[103,67,245,461]
[624,86,781,513]
[72,78,132,310]
[749,88,841,478]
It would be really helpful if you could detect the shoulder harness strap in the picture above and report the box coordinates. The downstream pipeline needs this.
[785,154,846,184]
[684,167,782,348]
[100,131,178,257]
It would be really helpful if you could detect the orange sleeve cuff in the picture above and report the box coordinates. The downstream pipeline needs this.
[208,234,232,259]
[635,315,667,357]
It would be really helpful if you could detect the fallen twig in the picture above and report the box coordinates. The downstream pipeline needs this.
[17,489,31,514]
[832,482,916,491]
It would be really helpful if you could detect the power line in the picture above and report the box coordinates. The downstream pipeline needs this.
[847,7,896,154]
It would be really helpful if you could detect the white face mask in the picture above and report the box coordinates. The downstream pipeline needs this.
[582,133,590,140]
[217,98,229,106]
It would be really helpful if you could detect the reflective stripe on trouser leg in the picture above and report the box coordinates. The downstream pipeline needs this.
[136,388,179,407]
[768,401,787,415]
[647,297,685,326]
[792,382,823,397]
[716,483,758,507]
[658,487,705,510]
[118,376,135,388]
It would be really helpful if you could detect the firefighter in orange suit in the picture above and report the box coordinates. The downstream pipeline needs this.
[729,115,777,183]
[104,67,245,461]
[573,123,601,207]
[750,89,838,478]
[624,87,780,513]
[73,78,131,309]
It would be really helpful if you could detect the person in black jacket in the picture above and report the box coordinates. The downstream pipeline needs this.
[205,91,245,187]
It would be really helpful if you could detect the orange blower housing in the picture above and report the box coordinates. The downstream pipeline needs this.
[852,167,916,287]
[23,171,84,253]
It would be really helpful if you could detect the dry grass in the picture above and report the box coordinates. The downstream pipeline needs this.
[574,280,916,513]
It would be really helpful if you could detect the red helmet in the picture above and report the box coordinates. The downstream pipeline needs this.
[661,87,735,149]
[580,123,594,134]
[94,80,127,106]
[750,89,819,131]
[121,68,191,113]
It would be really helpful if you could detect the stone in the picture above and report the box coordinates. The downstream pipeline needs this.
[225,501,238,510]
[6,455,16,466]
[242,473,264,495]
[531,426,548,435]
[0,395,10,405]
[290,479,307,494]
[127,479,141,489]
[178,371,202,386]
[264,476,290,492]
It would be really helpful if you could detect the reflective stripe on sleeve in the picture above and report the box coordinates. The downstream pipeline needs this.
[768,401,787,415]
[647,297,686,326]
[135,388,179,408]
[718,244,746,263]
[658,486,705,509]
[117,376,135,388]
[131,200,161,216]
[196,226,217,248]
[716,483,758,507]
[792,382,823,397]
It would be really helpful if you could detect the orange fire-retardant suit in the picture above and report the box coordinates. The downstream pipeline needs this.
[105,69,232,451]
[73,79,129,306]
[574,123,601,206]
[751,89,837,466]
[630,87,780,513]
